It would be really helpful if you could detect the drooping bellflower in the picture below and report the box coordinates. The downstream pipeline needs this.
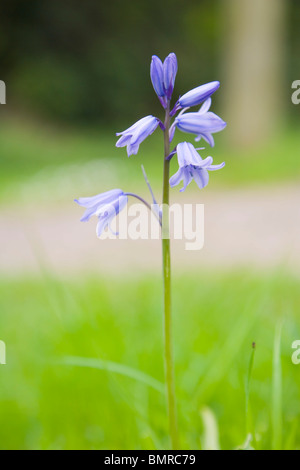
[175,107,226,147]
[75,189,128,237]
[178,81,220,108]
[116,116,159,157]
[191,97,226,147]
[169,142,225,192]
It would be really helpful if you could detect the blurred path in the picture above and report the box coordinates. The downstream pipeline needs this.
[1,183,300,276]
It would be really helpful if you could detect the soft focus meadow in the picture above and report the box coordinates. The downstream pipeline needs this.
[0,0,300,450]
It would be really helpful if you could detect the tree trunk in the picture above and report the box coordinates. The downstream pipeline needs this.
[221,0,287,148]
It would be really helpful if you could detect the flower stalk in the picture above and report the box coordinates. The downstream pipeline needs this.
[162,101,179,450]
[75,51,227,451]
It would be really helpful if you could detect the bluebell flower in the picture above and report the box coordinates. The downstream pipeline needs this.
[169,142,225,192]
[178,81,220,108]
[116,116,159,156]
[175,105,226,147]
[75,189,128,237]
[189,97,226,147]
[150,53,178,105]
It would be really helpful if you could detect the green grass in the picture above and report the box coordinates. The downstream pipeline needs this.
[0,116,299,449]
[0,270,299,450]
[0,117,299,204]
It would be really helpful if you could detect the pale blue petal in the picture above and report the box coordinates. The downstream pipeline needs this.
[196,132,215,147]
[197,156,214,168]
[169,167,184,188]
[180,168,192,192]
[192,168,209,189]
[127,142,140,156]
[96,215,109,237]
[176,142,203,167]
[199,98,212,115]
[75,189,123,208]
[96,195,128,237]
[116,116,152,136]
[169,123,176,142]
[116,134,132,148]
[207,162,225,171]
[80,206,99,222]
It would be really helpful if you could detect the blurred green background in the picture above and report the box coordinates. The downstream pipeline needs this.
[0,0,300,450]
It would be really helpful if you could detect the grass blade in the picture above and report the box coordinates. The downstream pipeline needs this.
[200,406,220,450]
[271,321,283,450]
[245,341,256,436]
[60,356,165,394]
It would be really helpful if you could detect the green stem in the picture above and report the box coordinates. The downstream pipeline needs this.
[162,102,179,449]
